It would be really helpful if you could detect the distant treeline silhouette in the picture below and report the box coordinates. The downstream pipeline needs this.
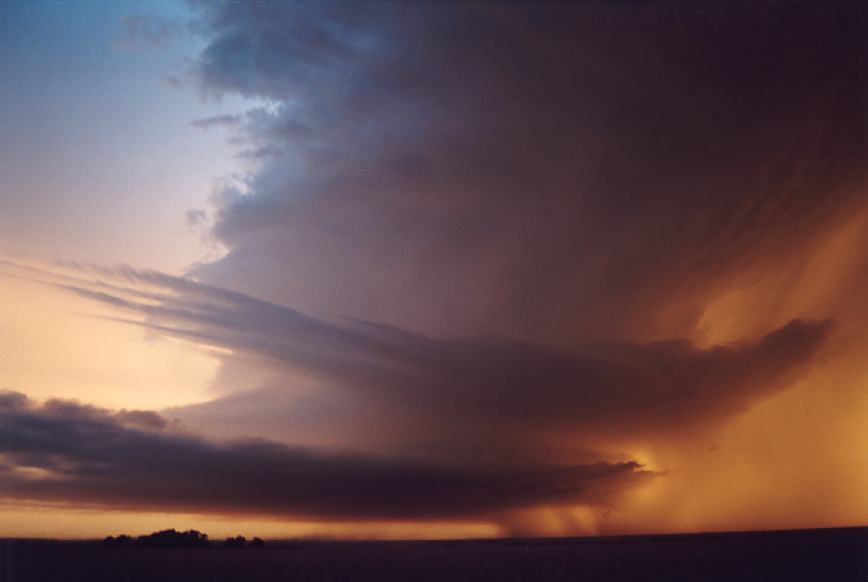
[103,529,265,549]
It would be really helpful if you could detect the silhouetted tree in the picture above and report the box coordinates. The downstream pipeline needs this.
[102,529,268,550]
[135,529,210,548]
[223,535,247,548]
[102,534,133,548]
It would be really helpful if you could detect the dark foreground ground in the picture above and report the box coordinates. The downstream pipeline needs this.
[1,527,865,581]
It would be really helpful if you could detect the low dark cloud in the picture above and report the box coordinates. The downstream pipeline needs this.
[0,391,647,520]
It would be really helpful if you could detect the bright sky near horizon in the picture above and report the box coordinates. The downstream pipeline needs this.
[0,1,866,540]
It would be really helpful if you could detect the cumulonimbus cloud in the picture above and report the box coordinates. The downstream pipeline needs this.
[1,0,862,527]
[184,1,866,347]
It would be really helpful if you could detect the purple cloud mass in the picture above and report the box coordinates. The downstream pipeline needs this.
[2,1,865,524]
[0,390,648,519]
[186,2,864,345]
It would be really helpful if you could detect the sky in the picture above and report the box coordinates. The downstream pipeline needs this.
[0,1,866,540]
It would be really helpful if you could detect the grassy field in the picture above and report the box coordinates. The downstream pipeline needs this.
[1,527,865,581]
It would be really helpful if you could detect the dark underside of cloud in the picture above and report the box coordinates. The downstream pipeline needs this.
[0,391,647,520]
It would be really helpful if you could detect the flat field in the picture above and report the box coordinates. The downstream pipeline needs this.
[1,527,865,581]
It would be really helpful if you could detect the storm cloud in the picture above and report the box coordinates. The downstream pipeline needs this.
[0,391,647,520]
[0,0,864,531]
[186,1,865,346]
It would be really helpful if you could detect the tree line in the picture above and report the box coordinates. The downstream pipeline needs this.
[103,529,265,549]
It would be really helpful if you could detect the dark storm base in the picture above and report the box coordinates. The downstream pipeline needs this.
[2,526,865,581]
